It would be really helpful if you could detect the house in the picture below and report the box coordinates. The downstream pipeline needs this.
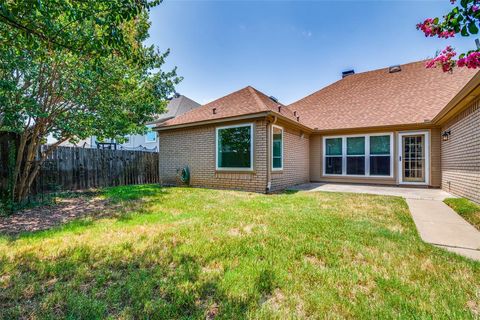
[155,61,480,204]
[61,94,200,151]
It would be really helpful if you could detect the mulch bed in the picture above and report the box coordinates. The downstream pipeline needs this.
[0,196,116,236]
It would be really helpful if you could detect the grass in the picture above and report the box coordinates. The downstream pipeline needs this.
[445,197,480,231]
[1,185,479,319]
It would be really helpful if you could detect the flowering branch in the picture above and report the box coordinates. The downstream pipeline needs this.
[417,0,480,71]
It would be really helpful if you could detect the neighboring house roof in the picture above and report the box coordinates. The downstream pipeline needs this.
[288,60,479,130]
[158,86,303,128]
[151,95,201,124]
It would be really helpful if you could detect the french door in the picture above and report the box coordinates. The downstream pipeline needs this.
[398,131,430,185]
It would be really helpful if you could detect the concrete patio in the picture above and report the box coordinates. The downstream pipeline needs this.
[290,183,480,261]
[289,182,455,200]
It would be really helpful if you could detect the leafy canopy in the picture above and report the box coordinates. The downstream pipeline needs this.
[417,0,480,71]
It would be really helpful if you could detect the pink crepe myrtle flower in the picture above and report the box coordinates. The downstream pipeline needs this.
[416,19,455,39]
[457,51,480,68]
[472,5,479,12]
[426,46,457,72]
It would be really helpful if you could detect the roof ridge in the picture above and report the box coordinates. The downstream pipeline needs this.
[247,86,270,112]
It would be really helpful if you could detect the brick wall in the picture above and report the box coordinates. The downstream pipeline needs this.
[270,125,310,191]
[441,99,480,204]
[159,120,268,193]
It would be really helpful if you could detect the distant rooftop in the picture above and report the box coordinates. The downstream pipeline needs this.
[151,95,201,124]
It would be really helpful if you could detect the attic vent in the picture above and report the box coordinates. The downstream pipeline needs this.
[389,65,401,73]
[342,69,355,78]
[269,96,278,103]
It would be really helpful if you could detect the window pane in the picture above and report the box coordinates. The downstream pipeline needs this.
[347,137,365,155]
[370,156,390,176]
[273,157,282,168]
[218,126,252,168]
[146,131,156,142]
[347,156,365,175]
[370,135,390,155]
[326,138,342,156]
[272,127,282,169]
[326,157,342,174]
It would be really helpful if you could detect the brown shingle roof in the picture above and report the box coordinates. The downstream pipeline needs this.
[287,60,478,130]
[158,86,301,127]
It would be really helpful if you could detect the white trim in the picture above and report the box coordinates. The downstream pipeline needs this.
[322,132,394,178]
[398,130,430,185]
[215,123,254,171]
[271,125,283,171]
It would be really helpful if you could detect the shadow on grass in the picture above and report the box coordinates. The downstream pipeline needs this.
[0,184,170,243]
[0,242,254,319]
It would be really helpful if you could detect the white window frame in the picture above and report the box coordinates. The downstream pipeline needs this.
[215,123,254,171]
[323,133,394,178]
[398,130,430,185]
[271,125,283,171]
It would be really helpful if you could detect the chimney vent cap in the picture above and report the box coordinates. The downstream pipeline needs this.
[342,69,355,78]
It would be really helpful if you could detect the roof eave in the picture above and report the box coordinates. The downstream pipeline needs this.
[311,121,437,134]
[432,70,480,125]
[154,112,272,131]
[155,111,314,132]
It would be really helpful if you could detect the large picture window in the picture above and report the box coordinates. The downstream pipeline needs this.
[323,133,392,177]
[272,125,283,170]
[216,124,253,170]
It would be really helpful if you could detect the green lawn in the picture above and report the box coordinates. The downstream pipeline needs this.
[445,198,480,231]
[1,185,479,319]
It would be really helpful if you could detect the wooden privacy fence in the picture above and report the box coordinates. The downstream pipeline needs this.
[32,146,159,194]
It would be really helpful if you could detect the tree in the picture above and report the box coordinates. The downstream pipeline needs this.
[417,0,480,71]
[0,0,181,204]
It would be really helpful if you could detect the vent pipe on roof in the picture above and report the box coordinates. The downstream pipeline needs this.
[293,111,297,116]
[342,69,355,78]
[212,108,216,114]
[278,105,281,112]
[389,65,401,73]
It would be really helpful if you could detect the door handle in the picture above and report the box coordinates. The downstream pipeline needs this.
[399,156,402,162]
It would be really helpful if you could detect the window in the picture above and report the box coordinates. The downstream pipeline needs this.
[325,138,342,174]
[272,125,283,170]
[369,135,391,176]
[216,124,253,170]
[145,125,157,143]
[323,133,393,177]
[347,137,365,175]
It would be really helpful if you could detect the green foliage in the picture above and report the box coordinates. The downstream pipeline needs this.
[0,186,479,318]
[0,0,181,201]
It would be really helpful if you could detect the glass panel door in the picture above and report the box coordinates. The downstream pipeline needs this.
[402,135,425,182]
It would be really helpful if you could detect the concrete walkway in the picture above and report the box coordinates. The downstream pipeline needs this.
[407,199,480,261]
[291,183,480,261]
